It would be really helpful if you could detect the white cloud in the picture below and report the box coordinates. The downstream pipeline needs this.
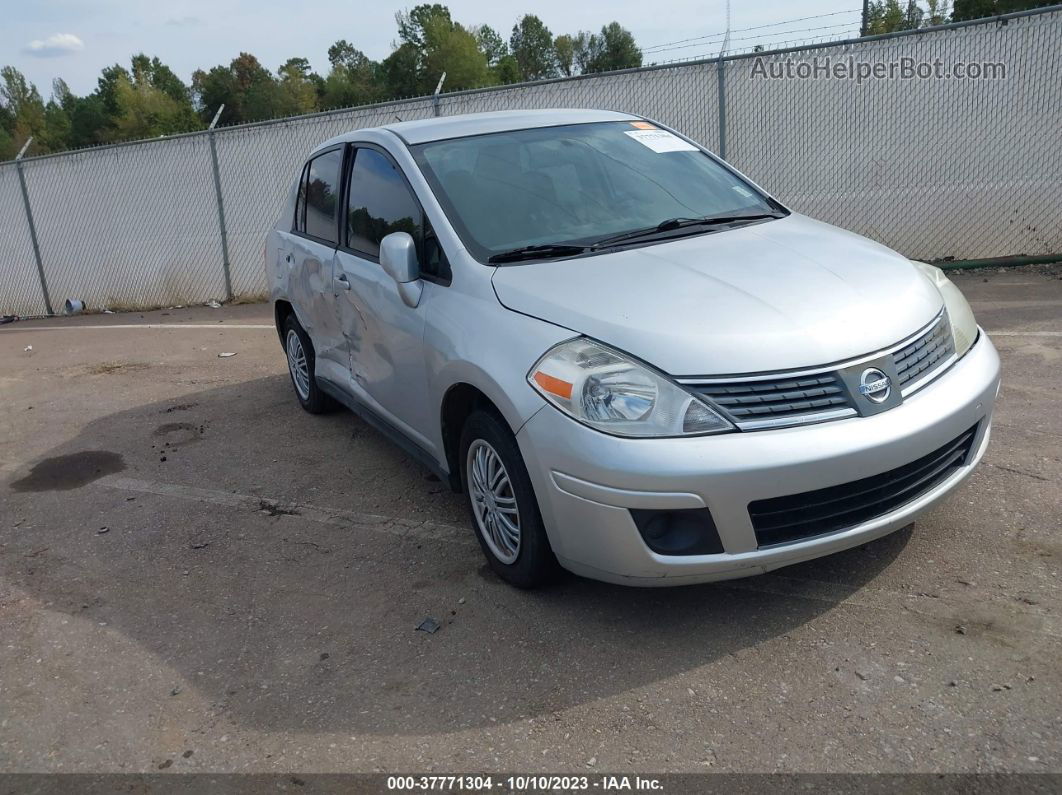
[23,33,85,58]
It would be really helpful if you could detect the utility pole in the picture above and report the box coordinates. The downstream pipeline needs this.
[861,0,870,36]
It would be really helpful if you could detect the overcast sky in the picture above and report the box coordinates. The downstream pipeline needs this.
[5,0,862,97]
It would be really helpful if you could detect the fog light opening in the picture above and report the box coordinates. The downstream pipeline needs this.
[630,508,724,556]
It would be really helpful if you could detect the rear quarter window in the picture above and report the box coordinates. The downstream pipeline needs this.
[300,149,342,244]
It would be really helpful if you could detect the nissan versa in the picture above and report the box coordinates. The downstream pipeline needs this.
[266,109,1000,588]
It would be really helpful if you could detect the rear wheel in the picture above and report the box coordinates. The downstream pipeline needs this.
[283,315,336,414]
[460,410,558,588]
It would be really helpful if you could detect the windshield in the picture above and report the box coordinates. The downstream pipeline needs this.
[412,121,782,262]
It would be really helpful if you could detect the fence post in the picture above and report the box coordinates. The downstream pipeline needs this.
[15,138,54,316]
[207,106,234,302]
[432,72,447,117]
[716,58,728,161]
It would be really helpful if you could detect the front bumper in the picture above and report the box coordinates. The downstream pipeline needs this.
[516,332,1001,586]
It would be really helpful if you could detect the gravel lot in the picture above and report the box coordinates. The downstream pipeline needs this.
[0,266,1060,776]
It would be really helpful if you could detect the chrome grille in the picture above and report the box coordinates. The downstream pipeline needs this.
[892,313,955,389]
[690,373,856,429]
[680,310,958,431]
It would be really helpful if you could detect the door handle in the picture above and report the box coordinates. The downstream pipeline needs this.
[334,274,351,291]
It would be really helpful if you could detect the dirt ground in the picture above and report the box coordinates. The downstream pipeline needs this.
[0,266,1060,776]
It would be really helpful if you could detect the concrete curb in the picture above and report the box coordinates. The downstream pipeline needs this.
[932,254,1062,271]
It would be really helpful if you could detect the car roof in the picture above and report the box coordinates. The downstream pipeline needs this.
[315,108,641,151]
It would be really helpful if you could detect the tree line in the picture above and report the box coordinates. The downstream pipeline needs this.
[0,5,640,160]
[863,0,1050,34]
[1,0,1051,160]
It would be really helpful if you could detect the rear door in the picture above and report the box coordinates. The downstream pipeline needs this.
[288,147,345,380]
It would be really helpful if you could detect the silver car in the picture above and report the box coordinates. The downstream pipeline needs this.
[266,109,1000,588]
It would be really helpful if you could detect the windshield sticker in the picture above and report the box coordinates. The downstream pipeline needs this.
[630,121,656,130]
[624,129,699,153]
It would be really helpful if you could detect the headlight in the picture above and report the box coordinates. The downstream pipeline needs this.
[528,338,735,437]
[913,261,978,357]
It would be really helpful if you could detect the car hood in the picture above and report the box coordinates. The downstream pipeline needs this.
[490,213,943,375]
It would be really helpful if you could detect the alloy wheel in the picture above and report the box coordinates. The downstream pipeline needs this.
[467,439,521,564]
[285,329,311,401]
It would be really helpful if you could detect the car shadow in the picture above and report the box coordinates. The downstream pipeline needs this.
[1,374,910,737]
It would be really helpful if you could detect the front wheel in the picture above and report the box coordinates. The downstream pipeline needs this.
[460,410,558,588]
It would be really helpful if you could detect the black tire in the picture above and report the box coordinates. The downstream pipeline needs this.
[282,315,337,414]
[460,409,559,588]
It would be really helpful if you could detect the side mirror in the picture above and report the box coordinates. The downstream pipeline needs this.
[379,231,423,308]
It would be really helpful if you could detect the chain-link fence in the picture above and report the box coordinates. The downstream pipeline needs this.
[2,7,1059,316]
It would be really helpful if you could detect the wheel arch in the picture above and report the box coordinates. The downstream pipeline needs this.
[441,383,502,492]
[440,376,544,493]
[274,299,295,346]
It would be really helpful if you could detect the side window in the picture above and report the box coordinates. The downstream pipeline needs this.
[422,225,447,280]
[293,163,308,233]
[303,149,342,243]
[346,148,424,261]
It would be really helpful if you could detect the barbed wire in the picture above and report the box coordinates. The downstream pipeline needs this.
[641,9,863,54]
[652,30,864,65]
[645,20,866,59]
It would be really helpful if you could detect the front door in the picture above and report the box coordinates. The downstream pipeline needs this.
[333,145,434,454]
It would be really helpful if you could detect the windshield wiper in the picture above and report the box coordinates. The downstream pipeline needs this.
[590,213,784,249]
[488,243,589,264]
[486,212,784,263]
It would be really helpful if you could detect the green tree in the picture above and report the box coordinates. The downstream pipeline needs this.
[565,23,642,75]
[327,41,368,75]
[925,0,949,25]
[0,66,47,154]
[108,59,202,141]
[96,64,131,119]
[0,126,13,160]
[390,4,454,93]
[951,0,1047,21]
[66,94,109,148]
[865,0,924,33]
[421,16,492,91]
[42,80,72,152]
[192,53,284,124]
[951,0,995,19]
[130,54,193,105]
[396,3,452,50]
[475,25,508,66]
[381,43,422,98]
[232,53,284,120]
[277,57,321,114]
[320,42,379,108]
[510,15,556,80]
[588,23,642,72]
[385,6,492,95]
[191,65,236,123]
[554,34,576,77]
[0,99,15,159]
[51,77,75,111]
[493,54,522,85]
[572,32,595,74]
